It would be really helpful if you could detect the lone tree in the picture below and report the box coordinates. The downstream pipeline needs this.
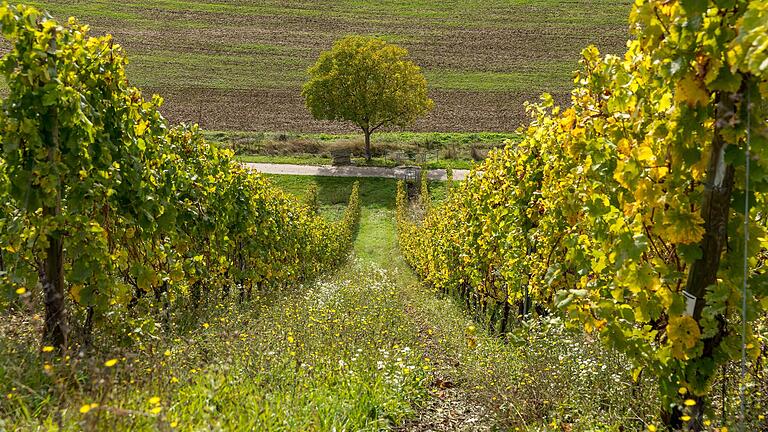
[303,36,434,161]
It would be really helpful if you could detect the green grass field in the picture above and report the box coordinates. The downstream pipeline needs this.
[27,0,632,132]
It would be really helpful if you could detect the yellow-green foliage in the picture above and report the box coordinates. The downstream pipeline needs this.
[0,3,360,346]
[302,35,434,158]
[398,0,768,422]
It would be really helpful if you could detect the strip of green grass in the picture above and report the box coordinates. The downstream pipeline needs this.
[426,67,575,92]
[205,131,520,147]
[33,0,629,29]
[214,130,514,170]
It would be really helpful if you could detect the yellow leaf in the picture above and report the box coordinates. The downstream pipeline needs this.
[69,284,83,303]
[667,316,701,360]
[661,207,706,244]
[636,145,655,162]
[675,74,710,107]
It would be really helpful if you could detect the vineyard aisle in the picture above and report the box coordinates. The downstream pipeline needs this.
[349,206,500,431]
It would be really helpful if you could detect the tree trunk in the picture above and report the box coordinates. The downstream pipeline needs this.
[684,137,734,320]
[667,92,738,432]
[364,130,372,162]
[523,282,530,318]
[500,299,511,335]
[155,282,171,332]
[41,106,68,352]
[81,306,95,351]
[191,280,202,308]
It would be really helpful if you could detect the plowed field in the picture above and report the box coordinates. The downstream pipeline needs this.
[30,0,631,132]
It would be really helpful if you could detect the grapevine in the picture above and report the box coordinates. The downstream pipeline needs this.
[0,4,360,352]
[397,1,768,428]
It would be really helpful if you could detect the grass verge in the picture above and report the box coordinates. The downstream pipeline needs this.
[210,130,516,169]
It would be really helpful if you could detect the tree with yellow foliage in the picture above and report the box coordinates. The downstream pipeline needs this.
[303,36,434,161]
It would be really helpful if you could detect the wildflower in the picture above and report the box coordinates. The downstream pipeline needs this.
[680,415,691,421]
[684,399,696,406]
[150,407,162,414]
[42,346,55,353]
[149,396,161,405]
[678,387,687,395]
[104,359,118,367]
[170,421,178,428]
[202,323,209,329]
[287,336,295,343]
[164,350,171,357]
[15,288,26,295]
[647,425,657,432]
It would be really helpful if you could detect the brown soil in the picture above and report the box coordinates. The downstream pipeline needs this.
[398,304,497,431]
[154,87,567,132]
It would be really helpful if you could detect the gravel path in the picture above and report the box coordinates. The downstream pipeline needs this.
[244,163,471,181]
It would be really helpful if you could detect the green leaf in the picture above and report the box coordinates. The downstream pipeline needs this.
[680,0,708,16]
[677,243,703,265]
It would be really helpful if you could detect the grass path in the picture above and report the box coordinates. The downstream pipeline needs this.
[268,174,509,430]
[258,172,501,429]
[352,204,499,431]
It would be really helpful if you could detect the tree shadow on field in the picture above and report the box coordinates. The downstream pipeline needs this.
[311,176,396,246]
[313,176,397,211]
